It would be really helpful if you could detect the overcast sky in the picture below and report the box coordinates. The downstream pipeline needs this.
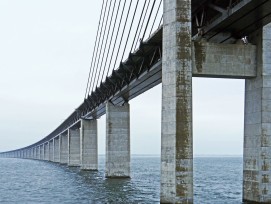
[0,0,244,156]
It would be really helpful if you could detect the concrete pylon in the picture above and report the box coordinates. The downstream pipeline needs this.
[54,137,60,163]
[49,140,54,162]
[36,146,40,160]
[68,128,80,166]
[40,144,45,160]
[161,0,193,203]
[44,142,49,161]
[243,23,271,203]
[80,119,98,170]
[105,102,130,178]
[60,133,68,164]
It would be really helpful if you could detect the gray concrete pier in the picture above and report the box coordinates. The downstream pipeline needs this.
[49,140,54,162]
[161,0,193,203]
[40,144,44,160]
[44,142,49,161]
[60,133,68,164]
[243,23,271,203]
[68,128,80,166]
[54,137,60,163]
[105,102,130,178]
[36,146,40,160]
[80,119,98,170]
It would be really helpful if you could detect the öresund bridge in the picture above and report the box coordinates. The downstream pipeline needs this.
[1,0,271,203]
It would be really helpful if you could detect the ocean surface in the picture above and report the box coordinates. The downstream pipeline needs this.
[0,156,243,203]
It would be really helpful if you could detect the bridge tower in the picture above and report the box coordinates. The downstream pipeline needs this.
[163,0,271,203]
[161,0,193,203]
[243,23,271,203]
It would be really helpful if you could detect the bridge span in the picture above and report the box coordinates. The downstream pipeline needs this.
[1,0,271,203]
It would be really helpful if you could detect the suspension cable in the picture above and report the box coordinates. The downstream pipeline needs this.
[120,0,140,62]
[94,0,118,90]
[84,0,105,99]
[99,0,124,84]
[89,0,114,93]
[141,0,157,41]
[104,1,128,78]
[87,0,109,96]
[149,0,162,37]
[111,1,133,71]
[132,0,151,51]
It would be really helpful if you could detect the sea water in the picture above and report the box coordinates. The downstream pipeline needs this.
[0,156,242,203]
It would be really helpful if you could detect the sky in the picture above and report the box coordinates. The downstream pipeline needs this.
[0,0,245,156]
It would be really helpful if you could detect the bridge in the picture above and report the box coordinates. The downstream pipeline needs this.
[1,0,271,203]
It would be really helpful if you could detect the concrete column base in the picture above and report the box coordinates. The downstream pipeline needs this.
[68,129,80,167]
[243,23,271,203]
[105,102,130,178]
[161,0,193,203]
[49,140,54,162]
[80,119,98,170]
[60,133,68,164]
[44,142,49,161]
[54,137,60,163]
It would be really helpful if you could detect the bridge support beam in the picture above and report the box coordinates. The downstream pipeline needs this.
[243,23,271,203]
[60,133,68,164]
[161,0,193,203]
[105,102,130,178]
[54,137,60,163]
[80,119,98,170]
[68,128,80,166]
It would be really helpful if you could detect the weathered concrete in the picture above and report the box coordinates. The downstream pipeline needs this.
[36,146,40,160]
[105,102,130,178]
[54,137,60,163]
[31,148,34,159]
[49,140,54,162]
[80,119,98,170]
[68,128,80,166]
[40,144,45,160]
[60,133,68,164]
[27,149,31,159]
[192,42,257,78]
[44,142,49,161]
[243,23,271,203]
[161,0,193,203]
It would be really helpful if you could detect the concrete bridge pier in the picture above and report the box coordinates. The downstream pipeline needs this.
[161,0,193,203]
[54,136,60,163]
[105,102,130,178]
[35,148,38,159]
[40,144,45,160]
[44,142,49,161]
[68,128,80,166]
[243,23,271,203]
[31,148,35,159]
[49,140,54,162]
[60,133,68,164]
[27,149,31,159]
[80,119,98,170]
